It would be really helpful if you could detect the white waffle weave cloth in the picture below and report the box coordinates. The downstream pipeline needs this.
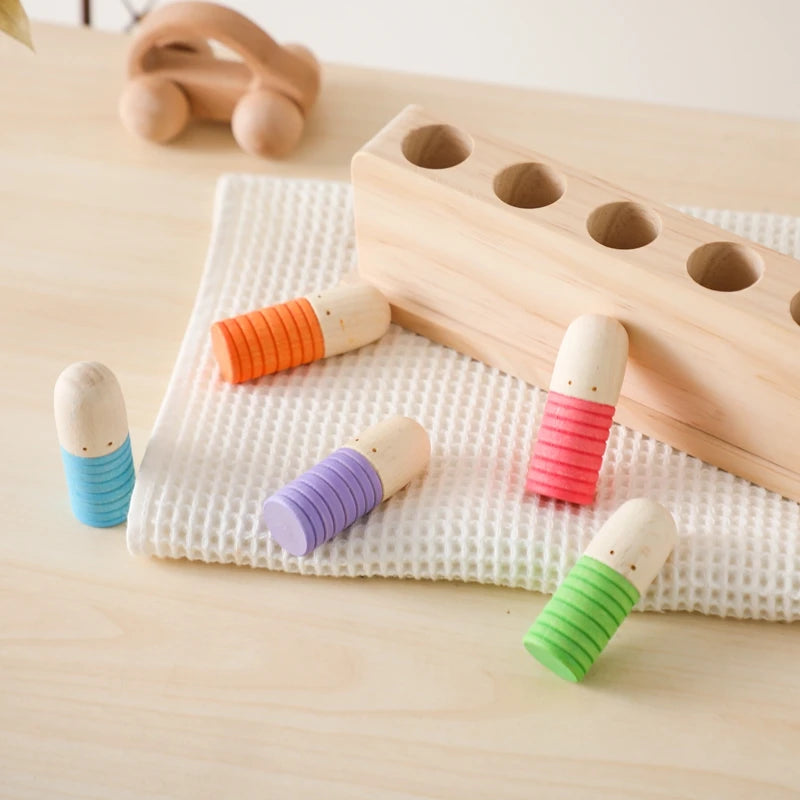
[127,175,800,622]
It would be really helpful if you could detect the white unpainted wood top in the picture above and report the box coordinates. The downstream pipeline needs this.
[343,415,431,499]
[53,361,130,458]
[547,315,628,406]
[305,282,390,358]
[4,22,800,800]
[584,498,678,595]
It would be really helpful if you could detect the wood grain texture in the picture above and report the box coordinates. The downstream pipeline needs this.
[352,105,800,501]
[307,282,391,358]
[3,21,800,800]
[549,314,628,406]
[583,498,678,594]
[343,415,431,499]
[54,361,129,458]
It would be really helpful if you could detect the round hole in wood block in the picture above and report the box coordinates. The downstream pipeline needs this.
[686,242,763,292]
[791,292,800,326]
[493,162,566,209]
[401,124,473,169]
[587,201,661,249]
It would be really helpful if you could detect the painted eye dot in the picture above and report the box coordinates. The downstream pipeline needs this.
[82,447,87,452]
[371,447,377,453]
[591,386,597,392]
[567,380,572,385]
[609,549,614,555]
[107,441,113,447]
[630,564,636,570]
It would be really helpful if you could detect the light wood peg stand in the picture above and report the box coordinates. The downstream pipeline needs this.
[351,104,800,501]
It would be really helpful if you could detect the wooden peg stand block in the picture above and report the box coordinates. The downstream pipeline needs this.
[351,105,800,501]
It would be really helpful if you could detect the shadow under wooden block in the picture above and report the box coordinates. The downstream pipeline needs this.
[351,105,800,502]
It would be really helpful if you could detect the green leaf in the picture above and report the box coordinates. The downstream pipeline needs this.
[0,0,33,50]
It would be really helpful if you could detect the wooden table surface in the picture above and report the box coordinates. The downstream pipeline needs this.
[2,22,800,800]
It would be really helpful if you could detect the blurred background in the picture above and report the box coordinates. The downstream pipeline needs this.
[24,0,800,120]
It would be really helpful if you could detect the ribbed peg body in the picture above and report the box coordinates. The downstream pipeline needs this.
[54,362,135,528]
[526,314,628,505]
[262,416,431,556]
[523,555,638,682]
[211,283,390,383]
[211,296,323,383]
[263,448,383,556]
[523,499,677,681]
[526,392,615,505]
[61,436,135,527]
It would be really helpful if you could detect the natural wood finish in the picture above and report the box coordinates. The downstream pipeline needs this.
[4,21,800,800]
[119,72,192,142]
[344,416,431,499]
[549,314,628,406]
[53,362,130,458]
[352,104,800,502]
[584,498,678,594]
[307,283,391,358]
[120,1,320,156]
[230,88,305,159]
